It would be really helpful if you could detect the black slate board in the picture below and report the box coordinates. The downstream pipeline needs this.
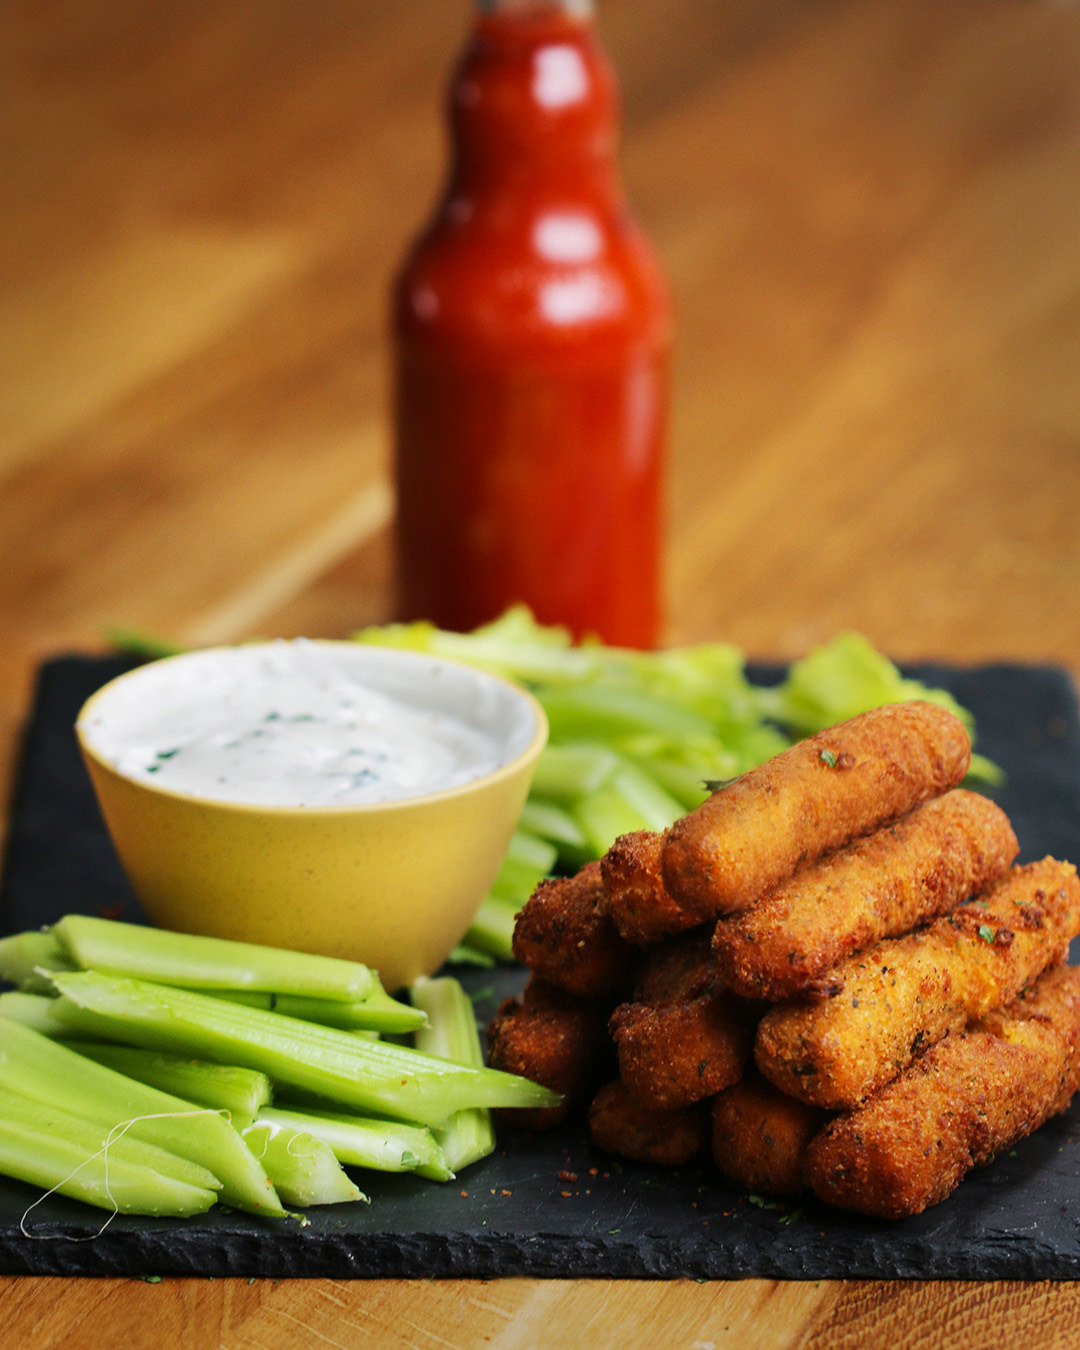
[3,655,1080,1280]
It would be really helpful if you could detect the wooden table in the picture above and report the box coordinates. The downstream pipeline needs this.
[3,0,1080,1343]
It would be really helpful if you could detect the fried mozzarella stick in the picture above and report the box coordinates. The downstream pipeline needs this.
[662,701,971,920]
[512,860,637,998]
[588,1079,709,1167]
[714,790,1019,1000]
[804,963,1080,1218]
[602,830,699,947]
[755,858,1080,1108]
[486,977,613,1130]
[710,1072,829,1197]
[610,932,760,1111]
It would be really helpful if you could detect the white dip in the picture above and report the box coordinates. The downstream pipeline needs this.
[77,639,536,808]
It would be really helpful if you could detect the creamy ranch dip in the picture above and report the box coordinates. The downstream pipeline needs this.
[77,640,532,808]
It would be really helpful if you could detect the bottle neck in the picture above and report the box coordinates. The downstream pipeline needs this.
[476,0,595,16]
[449,2,620,197]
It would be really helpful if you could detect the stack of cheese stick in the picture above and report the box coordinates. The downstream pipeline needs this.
[487,701,1080,1219]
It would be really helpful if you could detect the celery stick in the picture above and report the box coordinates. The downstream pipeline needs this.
[0,1118,217,1217]
[462,895,519,962]
[53,915,374,1001]
[489,829,557,900]
[258,1106,451,1181]
[0,990,75,1036]
[538,684,715,742]
[530,744,619,801]
[517,799,588,850]
[410,976,495,1172]
[202,986,425,1033]
[241,1119,365,1207]
[446,941,496,968]
[72,1044,272,1125]
[0,1020,286,1218]
[0,1086,221,1195]
[48,972,561,1129]
[0,930,77,992]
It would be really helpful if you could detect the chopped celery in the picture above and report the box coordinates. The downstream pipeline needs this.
[258,1106,451,1181]
[47,972,561,1129]
[240,1119,365,1207]
[537,684,714,742]
[517,799,588,850]
[460,895,519,962]
[52,915,374,1002]
[200,986,425,1034]
[0,930,77,992]
[72,1044,273,1125]
[489,829,557,902]
[0,1117,217,1218]
[0,1085,221,1195]
[529,744,620,802]
[0,989,75,1036]
[410,976,496,1172]
[0,1019,286,1218]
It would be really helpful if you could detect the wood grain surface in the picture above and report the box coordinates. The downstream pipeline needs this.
[3,0,1080,1343]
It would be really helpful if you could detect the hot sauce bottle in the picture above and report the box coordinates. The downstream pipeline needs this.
[392,0,671,647]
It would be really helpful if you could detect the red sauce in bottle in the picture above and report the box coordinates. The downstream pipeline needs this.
[392,0,671,647]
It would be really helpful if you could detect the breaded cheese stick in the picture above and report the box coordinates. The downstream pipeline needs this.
[713,790,1019,1000]
[486,977,613,1130]
[804,963,1080,1218]
[710,1072,830,1197]
[512,860,637,998]
[602,830,700,947]
[755,858,1080,1109]
[588,1079,709,1167]
[662,701,971,920]
[610,935,760,1111]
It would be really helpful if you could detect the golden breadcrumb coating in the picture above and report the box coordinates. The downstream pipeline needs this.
[588,1079,708,1166]
[512,860,637,998]
[486,976,613,1131]
[710,1072,830,1196]
[804,963,1080,1218]
[662,701,971,920]
[602,829,699,947]
[713,789,1018,1000]
[755,858,1080,1109]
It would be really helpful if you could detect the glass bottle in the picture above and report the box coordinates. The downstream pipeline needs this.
[392,0,671,646]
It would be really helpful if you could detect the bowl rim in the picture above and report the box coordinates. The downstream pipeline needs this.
[75,639,549,817]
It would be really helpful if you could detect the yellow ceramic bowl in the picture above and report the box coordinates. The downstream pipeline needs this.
[75,640,547,991]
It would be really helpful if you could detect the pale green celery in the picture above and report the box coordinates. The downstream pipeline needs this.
[461,895,519,962]
[517,799,588,850]
[0,1085,221,1194]
[0,1019,286,1218]
[538,683,715,743]
[0,989,74,1036]
[766,632,972,736]
[0,930,77,992]
[529,744,620,802]
[241,1119,365,1207]
[48,972,561,1129]
[410,976,496,1172]
[353,605,605,685]
[52,914,374,1002]
[489,829,557,901]
[258,1106,451,1181]
[0,1117,217,1217]
[446,941,496,968]
[619,748,713,812]
[202,987,425,1034]
[572,757,687,856]
[72,1044,272,1125]
[106,626,186,660]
